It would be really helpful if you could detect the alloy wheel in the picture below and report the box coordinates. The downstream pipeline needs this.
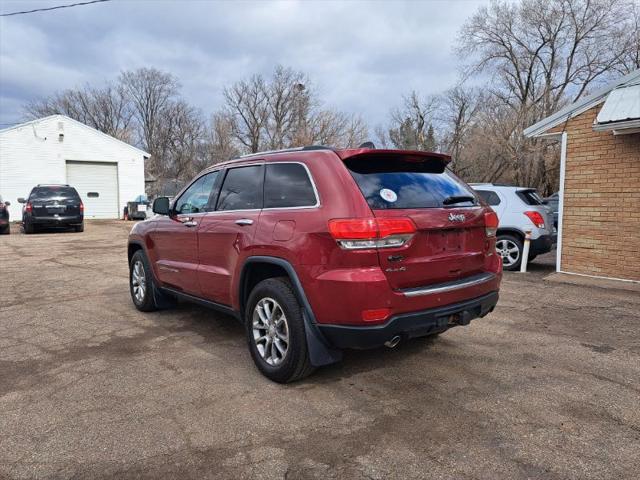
[496,239,520,267]
[252,297,289,366]
[131,260,146,303]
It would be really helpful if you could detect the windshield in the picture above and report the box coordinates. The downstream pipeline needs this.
[344,157,478,209]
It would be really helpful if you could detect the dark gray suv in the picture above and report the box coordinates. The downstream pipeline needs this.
[19,185,84,234]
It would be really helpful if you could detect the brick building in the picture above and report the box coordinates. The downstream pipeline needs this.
[524,69,640,282]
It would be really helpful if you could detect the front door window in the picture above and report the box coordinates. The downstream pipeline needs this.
[174,172,219,215]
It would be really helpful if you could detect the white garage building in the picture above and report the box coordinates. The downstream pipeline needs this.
[0,115,148,220]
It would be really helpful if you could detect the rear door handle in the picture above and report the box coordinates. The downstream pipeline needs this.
[235,218,254,226]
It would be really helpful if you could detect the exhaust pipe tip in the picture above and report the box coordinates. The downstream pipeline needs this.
[384,335,401,348]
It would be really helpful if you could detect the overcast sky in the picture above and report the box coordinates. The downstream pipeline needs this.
[0,0,488,130]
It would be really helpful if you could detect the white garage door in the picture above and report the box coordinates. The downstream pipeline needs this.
[66,161,119,219]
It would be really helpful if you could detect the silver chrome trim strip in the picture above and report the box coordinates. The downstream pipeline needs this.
[157,265,180,273]
[401,272,496,297]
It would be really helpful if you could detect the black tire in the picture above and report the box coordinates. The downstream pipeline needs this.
[23,220,34,234]
[75,223,84,233]
[496,234,523,271]
[129,250,159,312]
[528,253,538,262]
[245,277,315,383]
[0,224,9,235]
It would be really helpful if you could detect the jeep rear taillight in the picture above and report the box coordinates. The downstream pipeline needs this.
[328,217,416,250]
[25,202,33,213]
[484,211,498,237]
[80,202,84,213]
[524,211,545,228]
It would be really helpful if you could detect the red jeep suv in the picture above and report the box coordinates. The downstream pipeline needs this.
[128,146,501,382]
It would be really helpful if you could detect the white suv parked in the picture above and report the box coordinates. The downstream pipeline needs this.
[471,184,555,270]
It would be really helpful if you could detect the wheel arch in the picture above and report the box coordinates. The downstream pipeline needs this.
[496,228,524,242]
[239,257,313,322]
[239,256,342,367]
[127,240,145,264]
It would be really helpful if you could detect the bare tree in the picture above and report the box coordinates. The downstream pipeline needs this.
[452,0,636,193]
[437,87,483,176]
[155,100,206,180]
[459,0,633,117]
[386,91,439,151]
[264,66,311,149]
[223,74,269,153]
[204,112,239,166]
[618,3,640,73]
[338,114,369,148]
[25,64,369,186]
[24,83,134,142]
[221,65,369,153]
[119,68,180,167]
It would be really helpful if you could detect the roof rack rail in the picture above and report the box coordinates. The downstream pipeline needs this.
[302,145,335,151]
[469,182,519,187]
[234,145,334,160]
[36,183,70,187]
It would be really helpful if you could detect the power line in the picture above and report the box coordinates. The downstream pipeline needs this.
[0,0,110,17]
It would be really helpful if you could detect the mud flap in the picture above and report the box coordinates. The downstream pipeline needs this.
[302,311,343,367]
[240,256,344,367]
[153,283,177,309]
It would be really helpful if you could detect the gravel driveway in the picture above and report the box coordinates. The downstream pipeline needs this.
[1,221,639,479]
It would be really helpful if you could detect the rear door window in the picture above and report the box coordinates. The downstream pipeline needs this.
[344,157,478,209]
[264,163,317,208]
[216,165,264,211]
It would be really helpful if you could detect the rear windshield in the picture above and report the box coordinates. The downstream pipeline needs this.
[516,189,544,206]
[30,186,80,201]
[344,157,478,209]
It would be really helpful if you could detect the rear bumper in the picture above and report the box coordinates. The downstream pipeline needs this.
[30,215,83,225]
[530,234,553,255]
[302,256,502,327]
[317,291,499,349]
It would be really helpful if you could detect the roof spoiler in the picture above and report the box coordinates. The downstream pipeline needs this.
[335,148,451,166]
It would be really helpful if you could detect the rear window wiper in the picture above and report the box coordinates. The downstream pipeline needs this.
[442,195,476,205]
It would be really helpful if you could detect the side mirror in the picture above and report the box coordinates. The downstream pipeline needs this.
[4,201,10,206]
[152,197,171,215]
[17,198,26,204]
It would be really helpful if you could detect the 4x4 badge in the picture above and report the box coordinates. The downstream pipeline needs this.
[448,213,466,222]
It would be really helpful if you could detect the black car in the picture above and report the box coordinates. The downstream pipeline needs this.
[18,185,84,234]
[0,195,10,234]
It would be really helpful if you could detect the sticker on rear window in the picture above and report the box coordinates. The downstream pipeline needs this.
[380,188,398,203]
